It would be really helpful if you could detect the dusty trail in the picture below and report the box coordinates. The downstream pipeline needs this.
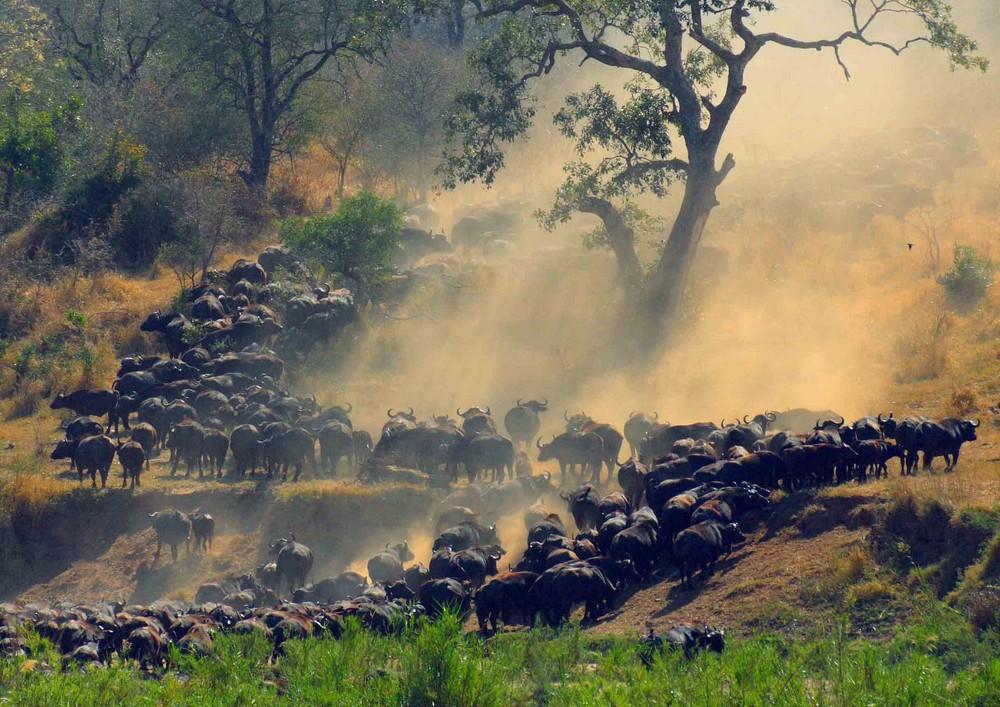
[18,531,261,606]
[591,526,864,637]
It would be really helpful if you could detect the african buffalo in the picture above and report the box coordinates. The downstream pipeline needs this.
[51,390,119,433]
[503,399,548,450]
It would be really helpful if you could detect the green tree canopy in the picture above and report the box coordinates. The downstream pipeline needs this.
[280,190,402,287]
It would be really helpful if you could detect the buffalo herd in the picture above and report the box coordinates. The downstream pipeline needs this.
[26,245,986,664]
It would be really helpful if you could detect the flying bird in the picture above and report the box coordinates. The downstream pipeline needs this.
[907,243,914,250]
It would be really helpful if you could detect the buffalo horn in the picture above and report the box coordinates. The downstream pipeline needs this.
[345,402,352,413]
[972,419,982,427]
[536,438,544,450]
[484,407,490,416]
[387,408,396,418]
[406,407,414,417]
[540,398,548,406]
[517,398,524,407]
[653,411,659,420]
[564,410,571,421]
[743,415,751,424]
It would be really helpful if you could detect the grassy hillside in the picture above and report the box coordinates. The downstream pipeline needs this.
[2,130,1000,703]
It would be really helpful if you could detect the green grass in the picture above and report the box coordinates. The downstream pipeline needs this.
[3,610,1000,706]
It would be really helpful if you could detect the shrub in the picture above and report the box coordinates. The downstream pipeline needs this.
[60,130,148,234]
[280,190,402,289]
[950,387,980,417]
[937,245,996,313]
[111,181,181,269]
[961,587,1000,635]
[0,89,79,231]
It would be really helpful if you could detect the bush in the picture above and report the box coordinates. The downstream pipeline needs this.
[111,181,181,269]
[61,130,147,234]
[0,89,80,232]
[280,190,402,289]
[950,387,980,417]
[938,245,996,313]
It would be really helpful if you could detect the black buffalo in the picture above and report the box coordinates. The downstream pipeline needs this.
[913,418,980,472]
[50,390,119,433]
[673,520,745,589]
[537,433,604,485]
[503,399,548,450]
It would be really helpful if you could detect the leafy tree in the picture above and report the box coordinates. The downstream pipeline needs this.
[444,0,987,343]
[0,88,80,214]
[280,190,401,287]
[0,0,49,91]
[60,128,147,231]
[40,0,168,90]
[938,245,996,313]
[186,0,411,193]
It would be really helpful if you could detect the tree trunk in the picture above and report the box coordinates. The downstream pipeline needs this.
[446,0,465,47]
[2,168,14,211]
[241,132,273,193]
[578,196,641,283]
[644,151,733,346]
[337,157,348,198]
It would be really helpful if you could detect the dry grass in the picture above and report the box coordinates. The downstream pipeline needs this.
[804,546,874,603]
[0,465,73,516]
[847,579,897,606]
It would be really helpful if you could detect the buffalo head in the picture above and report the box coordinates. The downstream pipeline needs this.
[814,415,845,431]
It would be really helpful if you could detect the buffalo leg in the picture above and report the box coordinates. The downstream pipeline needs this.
[171,543,178,562]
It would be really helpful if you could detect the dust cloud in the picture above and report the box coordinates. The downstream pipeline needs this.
[304,2,997,442]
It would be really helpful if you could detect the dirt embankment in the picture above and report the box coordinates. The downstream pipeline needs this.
[0,483,437,605]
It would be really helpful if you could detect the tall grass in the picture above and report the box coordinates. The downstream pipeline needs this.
[3,609,1000,706]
